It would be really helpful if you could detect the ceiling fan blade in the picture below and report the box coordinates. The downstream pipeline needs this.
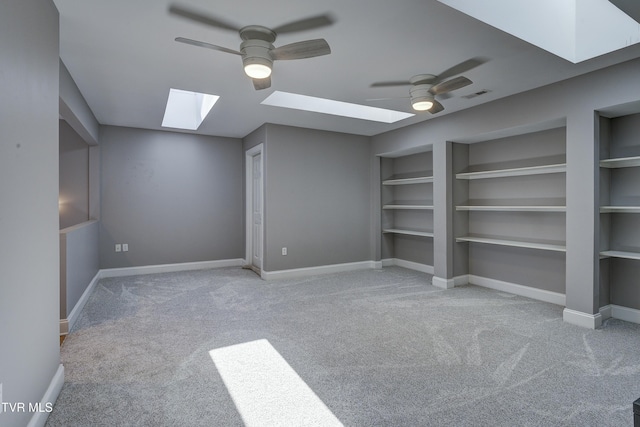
[271,39,331,60]
[437,57,487,81]
[430,76,472,95]
[169,5,241,31]
[252,76,271,90]
[370,80,412,88]
[273,14,334,34]
[175,37,242,56]
[429,100,445,114]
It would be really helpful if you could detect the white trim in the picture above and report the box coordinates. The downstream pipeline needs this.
[431,275,469,289]
[262,261,379,280]
[245,143,264,273]
[600,304,612,320]
[391,259,434,274]
[27,364,64,427]
[381,258,395,267]
[610,304,640,325]
[60,270,102,335]
[563,308,603,329]
[380,258,433,274]
[468,274,566,306]
[100,259,244,278]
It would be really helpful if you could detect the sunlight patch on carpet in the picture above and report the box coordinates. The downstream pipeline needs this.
[209,339,343,426]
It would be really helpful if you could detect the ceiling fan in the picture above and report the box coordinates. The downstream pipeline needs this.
[369,58,486,114]
[169,5,333,90]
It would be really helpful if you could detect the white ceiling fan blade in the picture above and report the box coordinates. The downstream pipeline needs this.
[270,39,331,60]
[370,80,411,88]
[430,76,472,95]
[169,5,241,32]
[273,14,334,34]
[437,57,487,81]
[175,37,242,56]
[252,76,272,90]
[429,100,445,114]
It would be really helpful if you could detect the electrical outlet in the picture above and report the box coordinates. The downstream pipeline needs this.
[282,247,287,256]
[122,243,129,252]
[115,244,122,252]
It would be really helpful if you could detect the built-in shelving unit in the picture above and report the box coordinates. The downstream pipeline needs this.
[598,111,640,316]
[455,163,566,180]
[452,126,567,294]
[599,155,640,169]
[380,150,434,269]
[382,228,434,238]
[456,205,566,212]
[455,236,566,252]
[383,202,433,210]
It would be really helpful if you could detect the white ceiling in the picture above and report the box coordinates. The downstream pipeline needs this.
[54,0,640,138]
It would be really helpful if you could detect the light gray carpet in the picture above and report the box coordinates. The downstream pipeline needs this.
[46,267,640,426]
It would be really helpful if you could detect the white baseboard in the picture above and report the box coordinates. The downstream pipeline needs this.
[431,275,469,289]
[381,258,434,274]
[100,258,244,278]
[563,308,603,329]
[599,304,612,320]
[468,275,566,306]
[27,364,64,427]
[60,270,101,335]
[262,261,379,280]
[610,304,640,325]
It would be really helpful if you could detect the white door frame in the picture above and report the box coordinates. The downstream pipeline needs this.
[245,143,264,275]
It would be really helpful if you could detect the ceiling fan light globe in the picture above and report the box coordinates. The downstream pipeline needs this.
[244,63,272,79]
[412,100,433,111]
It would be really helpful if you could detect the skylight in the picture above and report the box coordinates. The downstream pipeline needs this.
[438,0,640,63]
[261,91,414,123]
[161,88,219,130]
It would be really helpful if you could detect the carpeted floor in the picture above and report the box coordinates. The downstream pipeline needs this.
[46,267,640,426]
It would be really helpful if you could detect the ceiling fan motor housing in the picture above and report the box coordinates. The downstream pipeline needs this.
[409,83,435,108]
[241,39,274,78]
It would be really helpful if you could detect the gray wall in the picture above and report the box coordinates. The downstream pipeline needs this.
[262,124,371,272]
[0,1,61,426]
[59,60,99,146]
[60,221,100,319]
[99,126,243,268]
[59,120,90,229]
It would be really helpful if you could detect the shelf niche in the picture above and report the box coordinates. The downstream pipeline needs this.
[380,150,434,269]
[453,126,567,295]
[599,111,640,312]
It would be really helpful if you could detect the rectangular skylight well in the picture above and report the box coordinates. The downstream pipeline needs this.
[162,88,219,130]
[261,91,414,123]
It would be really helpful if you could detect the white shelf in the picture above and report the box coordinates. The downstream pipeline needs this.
[600,250,640,260]
[456,205,566,212]
[456,236,566,252]
[382,176,433,185]
[600,156,640,169]
[600,206,640,213]
[456,163,566,180]
[382,228,434,237]
[383,203,433,210]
